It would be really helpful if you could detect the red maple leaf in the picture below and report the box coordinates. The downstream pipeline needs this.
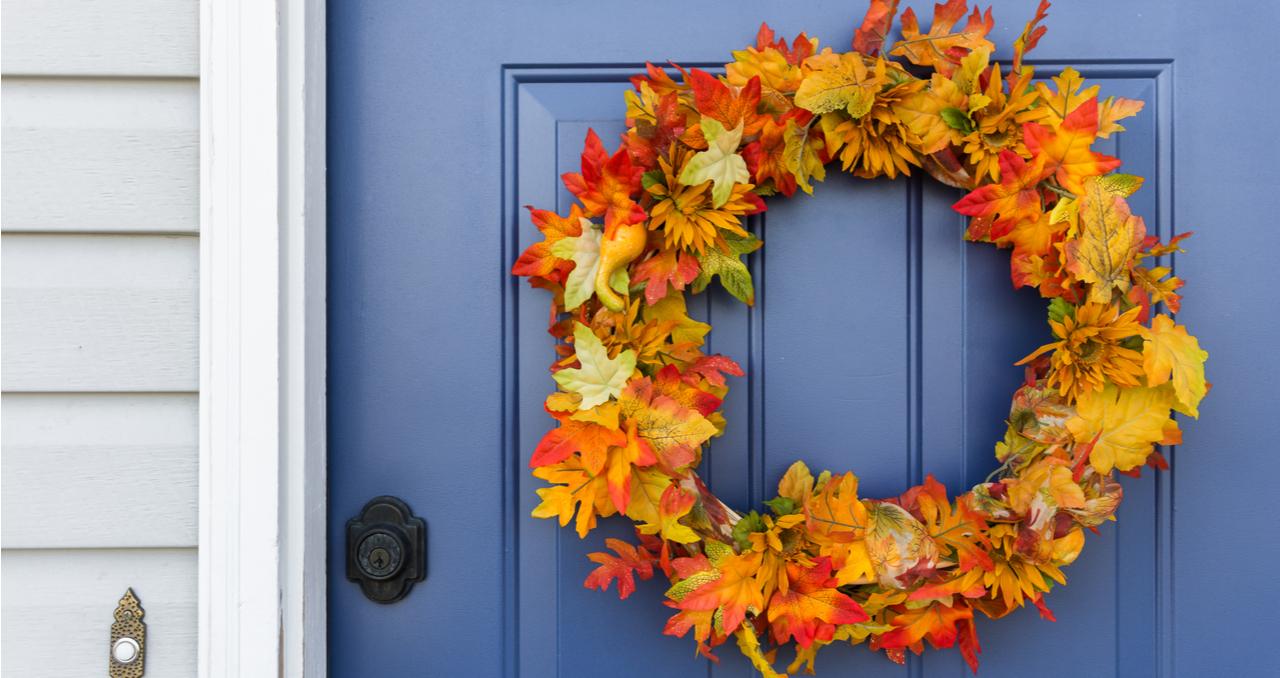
[689,68,765,137]
[583,538,657,600]
[681,355,745,389]
[951,150,1051,240]
[632,246,700,305]
[561,130,647,238]
[742,117,796,197]
[755,23,818,65]
[878,599,974,650]
[510,204,586,283]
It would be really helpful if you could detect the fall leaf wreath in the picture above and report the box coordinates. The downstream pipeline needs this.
[510,0,1207,674]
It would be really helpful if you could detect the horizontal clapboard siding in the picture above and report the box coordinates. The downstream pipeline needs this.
[1,0,199,77]
[1,233,199,391]
[2,393,198,549]
[2,78,199,234]
[0,548,197,677]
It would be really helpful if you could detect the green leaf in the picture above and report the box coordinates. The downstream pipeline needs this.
[763,497,797,516]
[552,323,637,410]
[641,170,666,190]
[1046,297,1075,332]
[731,510,766,551]
[679,118,749,208]
[550,221,602,310]
[692,230,762,306]
[939,107,975,135]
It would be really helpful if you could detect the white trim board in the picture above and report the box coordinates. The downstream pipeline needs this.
[198,1,327,676]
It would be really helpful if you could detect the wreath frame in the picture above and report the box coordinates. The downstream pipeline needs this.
[509,1,1207,674]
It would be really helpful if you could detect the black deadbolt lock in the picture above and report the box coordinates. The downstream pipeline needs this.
[347,496,426,603]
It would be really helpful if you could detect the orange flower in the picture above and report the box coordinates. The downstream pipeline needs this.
[1019,302,1145,403]
[646,146,759,254]
[826,65,928,179]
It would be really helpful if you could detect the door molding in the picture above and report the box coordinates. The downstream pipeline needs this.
[199,0,327,676]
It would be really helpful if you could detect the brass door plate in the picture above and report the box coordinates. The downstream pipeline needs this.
[109,588,146,677]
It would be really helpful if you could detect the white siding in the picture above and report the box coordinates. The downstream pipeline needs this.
[2,1,201,674]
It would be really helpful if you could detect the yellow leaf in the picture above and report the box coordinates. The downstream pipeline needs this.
[1034,67,1099,130]
[951,46,990,95]
[643,292,710,346]
[1067,384,1174,474]
[777,460,814,504]
[795,53,888,118]
[1097,96,1145,139]
[1064,177,1145,304]
[784,118,826,195]
[893,74,966,155]
[1141,314,1209,417]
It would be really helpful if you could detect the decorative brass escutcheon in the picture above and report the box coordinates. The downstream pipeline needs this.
[109,588,146,677]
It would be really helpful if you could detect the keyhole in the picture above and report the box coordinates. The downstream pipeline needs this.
[370,548,390,569]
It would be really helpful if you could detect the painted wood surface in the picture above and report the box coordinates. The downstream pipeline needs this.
[1,0,198,77]
[327,1,1280,676]
[2,393,198,549]
[2,78,199,234]
[0,548,197,677]
[2,234,199,391]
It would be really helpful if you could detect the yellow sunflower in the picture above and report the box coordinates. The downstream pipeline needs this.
[1018,302,1145,403]
[980,524,1066,614]
[961,67,1047,182]
[645,145,758,254]
[826,74,928,179]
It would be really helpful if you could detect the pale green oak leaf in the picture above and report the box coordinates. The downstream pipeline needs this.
[550,218,602,310]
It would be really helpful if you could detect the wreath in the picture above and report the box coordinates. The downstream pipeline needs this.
[510,0,1207,673]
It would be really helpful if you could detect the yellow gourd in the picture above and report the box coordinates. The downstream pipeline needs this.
[594,221,648,312]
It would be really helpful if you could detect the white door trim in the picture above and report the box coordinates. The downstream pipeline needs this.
[199,0,327,676]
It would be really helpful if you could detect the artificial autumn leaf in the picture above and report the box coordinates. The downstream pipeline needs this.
[878,600,974,650]
[677,550,766,635]
[605,420,659,512]
[894,74,967,154]
[795,52,888,119]
[553,323,637,410]
[529,407,627,472]
[853,0,901,55]
[562,130,648,238]
[1067,383,1175,474]
[1097,95,1145,139]
[1024,96,1121,194]
[768,557,870,647]
[632,246,700,305]
[679,119,750,208]
[1005,0,1050,92]
[864,501,939,588]
[1035,67,1098,129]
[584,538,656,600]
[532,454,614,538]
[1141,314,1209,417]
[742,118,797,197]
[681,354,745,389]
[651,365,723,417]
[951,150,1051,239]
[551,222,604,310]
[890,0,994,77]
[689,68,765,136]
[951,45,989,95]
[1131,265,1184,315]
[618,377,719,471]
[784,114,827,194]
[625,466,674,528]
[511,204,586,283]
[643,292,711,346]
[1064,177,1145,304]
[692,230,762,305]
[915,475,993,573]
[1009,380,1075,445]
[637,483,701,544]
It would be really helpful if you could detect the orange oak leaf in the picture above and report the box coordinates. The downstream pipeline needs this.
[767,557,870,647]
[511,204,586,283]
[629,61,690,98]
[1024,96,1121,194]
[914,475,993,573]
[561,130,647,238]
[529,407,627,473]
[1097,96,1145,139]
[951,150,1051,239]
[632,246,700,305]
[878,600,974,650]
[1064,177,1145,304]
[890,0,994,77]
[532,454,615,538]
[676,551,765,635]
[689,68,766,137]
[584,537,657,600]
[853,0,901,55]
[1005,0,1050,92]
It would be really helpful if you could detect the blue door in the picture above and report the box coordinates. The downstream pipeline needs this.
[327,1,1280,676]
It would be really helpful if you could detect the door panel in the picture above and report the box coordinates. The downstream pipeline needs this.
[329,2,1280,676]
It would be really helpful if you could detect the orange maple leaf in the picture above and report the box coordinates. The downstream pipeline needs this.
[952,150,1051,239]
[879,599,974,650]
[618,376,719,472]
[676,551,765,635]
[511,204,586,283]
[689,68,766,137]
[529,407,627,473]
[742,118,797,197]
[1024,96,1121,194]
[561,130,647,238]
[632,246,700,305]
[767,557,869,647]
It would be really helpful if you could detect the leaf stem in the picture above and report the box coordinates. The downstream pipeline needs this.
[1039,182,1077,200]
